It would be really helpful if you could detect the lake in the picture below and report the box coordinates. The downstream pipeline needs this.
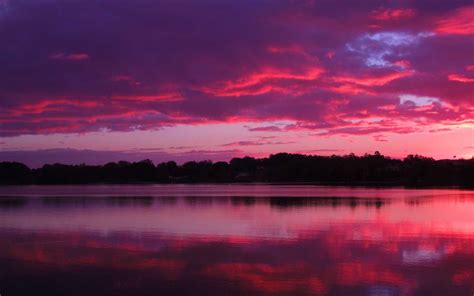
[0,185,473,295]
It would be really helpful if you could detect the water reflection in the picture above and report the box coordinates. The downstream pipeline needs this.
[0,185,473,296]
[0,197,28,208]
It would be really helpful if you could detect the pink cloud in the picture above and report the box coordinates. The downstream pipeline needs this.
[373,134,388,142]
[371,8,416,21]
[50,52,90,61]
[332,71,413,87]
[247,126,283,132]
[10,99,100,116]
[0,0,472,160]
[448,74,474,83]
[429,128,452,133]
[200,67,323,97]
[296,148,344,154]
[112,93,183,102]
[435,6,474,35]
[222,139,294,147]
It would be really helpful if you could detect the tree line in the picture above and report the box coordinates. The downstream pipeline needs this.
[0,152,472,187]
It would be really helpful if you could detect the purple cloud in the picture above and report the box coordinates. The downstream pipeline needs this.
[0,0,472,140]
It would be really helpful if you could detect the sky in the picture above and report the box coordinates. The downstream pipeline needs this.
[0,0,473,166]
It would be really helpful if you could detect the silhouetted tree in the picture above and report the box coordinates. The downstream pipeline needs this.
[0,153,472,187]
[0,162,31,184]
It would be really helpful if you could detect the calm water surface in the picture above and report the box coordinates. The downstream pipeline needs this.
[0,185,473,296]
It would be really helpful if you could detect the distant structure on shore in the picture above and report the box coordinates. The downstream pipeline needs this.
[1,152,473,187]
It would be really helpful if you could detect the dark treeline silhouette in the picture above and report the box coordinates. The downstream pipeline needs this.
[0,152,473,187]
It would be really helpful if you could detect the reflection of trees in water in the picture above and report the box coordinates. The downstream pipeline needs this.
[267,196,387,209]
[41,196,96,208]
[0,198,28,209]
[184,196,215,206]
[404,195,474,207]
[404,197,434,206]
[154,196,178,205]
[106,196,154,207]
[7,194,470,210]
[231,196,257,206]
[181,196,389,209]
[39,196,156,208]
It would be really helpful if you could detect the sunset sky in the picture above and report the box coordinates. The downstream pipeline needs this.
[0,0,473,166]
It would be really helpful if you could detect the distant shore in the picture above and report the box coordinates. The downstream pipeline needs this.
[1,152,473,187]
